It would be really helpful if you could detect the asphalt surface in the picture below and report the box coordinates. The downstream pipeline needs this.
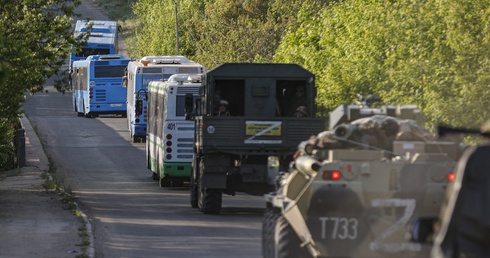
[0,115,87,258]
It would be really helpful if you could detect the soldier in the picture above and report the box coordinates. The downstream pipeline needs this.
[217,100,230,116]
[288,86,308,117]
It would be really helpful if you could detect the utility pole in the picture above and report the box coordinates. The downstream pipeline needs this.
[174,2,179,55]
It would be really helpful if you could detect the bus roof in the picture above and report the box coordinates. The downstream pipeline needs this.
[86,54,126,61]
[75,20,118,34]
[126,56,205,74]
[133,56,195,67]
[85,34,116,45]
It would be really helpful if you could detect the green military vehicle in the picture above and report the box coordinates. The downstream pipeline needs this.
[262,100,462,258]
[186,63,325,214]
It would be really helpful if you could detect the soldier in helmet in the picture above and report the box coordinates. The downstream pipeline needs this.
[217,99,230,116]
[288,86,308,117]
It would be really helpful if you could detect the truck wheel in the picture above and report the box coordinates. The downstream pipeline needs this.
[190,175,198,208]
[198,184,222,214]
[262,207,279,258]
[275,215,311,258]
[190,157,199,208]
[198,159,222,214]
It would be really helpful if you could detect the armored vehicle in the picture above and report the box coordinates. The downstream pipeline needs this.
[262,101,462,258]
[410,123,490,258]
[186,63,325,214]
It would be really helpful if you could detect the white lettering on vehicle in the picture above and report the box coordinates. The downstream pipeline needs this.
[319,217,358,240]
[369,198,421,252]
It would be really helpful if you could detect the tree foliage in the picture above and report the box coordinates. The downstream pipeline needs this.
[127,0,328,69]
[275,0,490,129]
[0,0,81,171]
[127,0,490,129]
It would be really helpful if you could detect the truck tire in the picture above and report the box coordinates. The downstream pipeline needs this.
[274,214,311,258]
[190,157,199,208]
[198,159,222,214]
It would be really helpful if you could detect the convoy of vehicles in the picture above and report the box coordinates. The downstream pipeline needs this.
[71,54,130,118]
[69,20,119,71]
[67,28,476,254]
[185,63,325,214]
[146,74,202,187]
[262,101,462,258]
[123,56,205,143]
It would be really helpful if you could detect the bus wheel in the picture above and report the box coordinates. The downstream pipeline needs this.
[159,177,171,187]
[172,179,184,187]
[151,172,158,181]
[131,135,139,143]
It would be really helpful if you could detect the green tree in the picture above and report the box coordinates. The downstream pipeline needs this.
[0,0,81,171]
[276,0,490,130]
[0,25,13,170]
[127,0,328,69]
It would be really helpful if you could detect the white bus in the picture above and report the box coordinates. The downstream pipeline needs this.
[146,74,202,187]
[124,56,205,143]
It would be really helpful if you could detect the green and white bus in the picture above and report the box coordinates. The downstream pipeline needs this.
[146,74,202,187]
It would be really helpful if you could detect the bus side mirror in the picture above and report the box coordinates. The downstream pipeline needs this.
[122,75,127,88]
[135,99,143,116]
[184,93,194,121]
[410,217,438,243]
[185,93,193,113]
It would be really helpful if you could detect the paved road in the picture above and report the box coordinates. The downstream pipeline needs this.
[19,2,266,257]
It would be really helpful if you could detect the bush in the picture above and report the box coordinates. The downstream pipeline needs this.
[0,118,17,172]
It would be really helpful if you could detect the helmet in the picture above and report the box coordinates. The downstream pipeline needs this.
[219,100,229,106]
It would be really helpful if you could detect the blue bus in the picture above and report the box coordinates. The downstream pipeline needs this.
[71,54,130,118]
[123,56,205,143]
[69,20,119,72]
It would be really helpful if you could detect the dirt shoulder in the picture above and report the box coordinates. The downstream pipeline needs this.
[0,115,84,258]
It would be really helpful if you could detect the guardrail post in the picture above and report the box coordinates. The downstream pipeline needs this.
[17,128,25,167]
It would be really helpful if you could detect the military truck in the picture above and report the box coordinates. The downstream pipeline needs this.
[410,123,490,258]
[185,63,325,214]
[262,101,462,258]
